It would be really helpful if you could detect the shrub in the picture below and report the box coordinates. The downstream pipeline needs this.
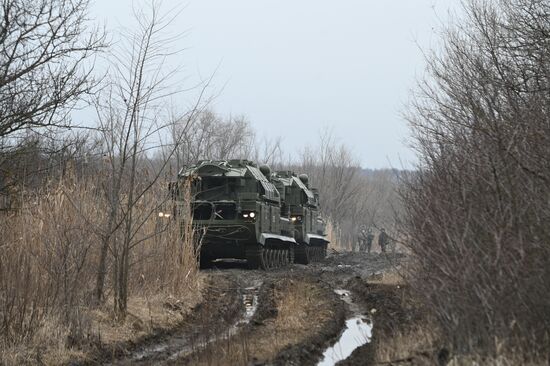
[402,0,550,359]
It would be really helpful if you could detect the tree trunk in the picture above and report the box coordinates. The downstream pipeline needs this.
[95,236,109,304]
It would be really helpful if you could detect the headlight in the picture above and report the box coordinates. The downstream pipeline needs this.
[291,216,302,222]
[242,211,256,220]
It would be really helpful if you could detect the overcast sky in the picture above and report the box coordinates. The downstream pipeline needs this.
[92,0,456,169]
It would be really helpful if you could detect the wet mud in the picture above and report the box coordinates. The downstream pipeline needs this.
[85,251,406,366]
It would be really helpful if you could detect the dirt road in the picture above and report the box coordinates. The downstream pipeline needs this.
[96,251,408,366]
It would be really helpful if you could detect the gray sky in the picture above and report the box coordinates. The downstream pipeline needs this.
[92,0,455,169]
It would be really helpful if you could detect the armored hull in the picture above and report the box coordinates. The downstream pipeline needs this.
[178,160,297,269]
[272,171,330,264]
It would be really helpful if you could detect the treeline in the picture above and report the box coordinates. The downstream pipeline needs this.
[292,133,401,250]
[402,0,550,362]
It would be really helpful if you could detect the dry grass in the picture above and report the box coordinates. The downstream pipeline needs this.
[1,316,88,366]
[376,329,550,366]
[0,177,202,365]
[368,271,550,366]
[374,320,549,366]
[1,286,205,365]
[90,278,205,345]
[274,279,334,340]
[374,325,439,364]
[448,354,549,366]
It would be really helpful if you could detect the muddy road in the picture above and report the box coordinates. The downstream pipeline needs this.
[97,251,408,366]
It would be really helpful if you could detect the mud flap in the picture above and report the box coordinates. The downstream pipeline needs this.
[294,243,310,264]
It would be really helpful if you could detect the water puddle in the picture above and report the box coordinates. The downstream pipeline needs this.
[133,344,169,361]
[317,289,373,366]
[240,286,259,323]
[115,282,261,364]
[317,316,372,366]
[166,282,261,361]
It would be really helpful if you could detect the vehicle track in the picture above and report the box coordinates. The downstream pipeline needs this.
[97,251,404,366]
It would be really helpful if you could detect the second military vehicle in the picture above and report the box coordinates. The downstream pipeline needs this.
[272,171,329,264]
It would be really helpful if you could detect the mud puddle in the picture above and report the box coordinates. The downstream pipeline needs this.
[167,281,261,361]
[117,281,262,364]
[317,289,373,366]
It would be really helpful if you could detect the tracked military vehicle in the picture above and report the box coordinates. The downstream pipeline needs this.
[272,171,329,264]
[178,159,297,269]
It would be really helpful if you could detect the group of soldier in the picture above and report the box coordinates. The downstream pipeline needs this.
[357,227,389,253]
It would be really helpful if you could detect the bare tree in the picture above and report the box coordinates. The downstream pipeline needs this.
[0,0,105,141]
[402,0,550,359]
[253,135,283,168]
[92,2,206,316]
[296,131,368,249]
[169,109,254,171]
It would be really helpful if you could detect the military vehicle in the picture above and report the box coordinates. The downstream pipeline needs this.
[272,171,329,264]
[177,159,297,269]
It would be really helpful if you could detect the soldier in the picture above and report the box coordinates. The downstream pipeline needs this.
[365,228,374,254]
[378,228,389,253]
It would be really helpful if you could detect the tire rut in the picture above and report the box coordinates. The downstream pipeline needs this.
[95,252,403,366]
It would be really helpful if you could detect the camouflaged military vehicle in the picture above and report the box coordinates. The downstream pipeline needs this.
[178,159,297,269]
[272,171,329,264]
